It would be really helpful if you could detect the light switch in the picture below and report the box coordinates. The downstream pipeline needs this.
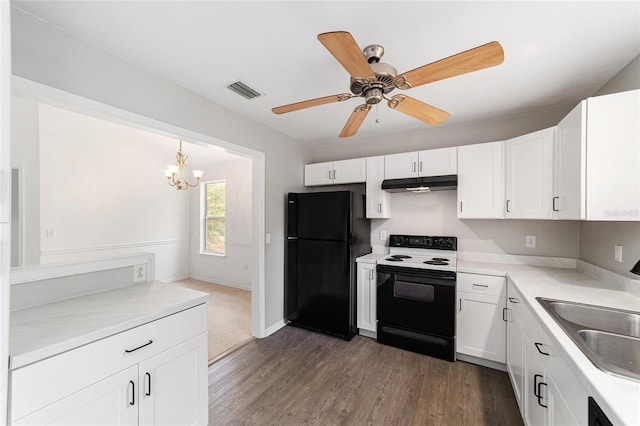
[379,230,387,241]
[614,245,622,262]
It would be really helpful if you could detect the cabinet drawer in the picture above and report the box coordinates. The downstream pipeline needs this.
[11,303,207,422]
[458,273,506,297]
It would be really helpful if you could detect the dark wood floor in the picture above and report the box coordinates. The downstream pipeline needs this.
[208,326,523,425]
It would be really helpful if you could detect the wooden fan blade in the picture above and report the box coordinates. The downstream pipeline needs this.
[318,31,375,79]
[388,95,450,126]
[340,104,371,138]
[272,94,351,114]
[396,41,504,89]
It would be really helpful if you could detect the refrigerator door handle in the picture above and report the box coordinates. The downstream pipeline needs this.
[287,237,298,240]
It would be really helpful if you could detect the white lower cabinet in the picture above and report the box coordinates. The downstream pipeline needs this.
[356,262,376,336]
[13,366,138,426]
[456,273,506,363]
[506,282,585,426]
[10,305,208,425]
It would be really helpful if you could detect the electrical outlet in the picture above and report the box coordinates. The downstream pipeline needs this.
[379,230,387,241]
[614,245,623,262]
[46,229,55,239]
[525,235,536,248]
[133,264,147,283]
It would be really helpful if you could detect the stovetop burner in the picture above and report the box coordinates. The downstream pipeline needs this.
[389,255,412,259]
[386,258,405,262]
[431,258,449,262]
[423,260,448,265]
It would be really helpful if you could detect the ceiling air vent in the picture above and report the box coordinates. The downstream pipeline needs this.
[227,81,263,100]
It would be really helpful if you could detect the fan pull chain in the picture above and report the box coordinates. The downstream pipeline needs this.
[375,104,380,124]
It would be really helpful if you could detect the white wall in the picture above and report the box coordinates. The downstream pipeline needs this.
[36,103,192,281]
[11,8,313,329]
[189,158,252,289]
[9,96,39,266]
[371,191,580,257]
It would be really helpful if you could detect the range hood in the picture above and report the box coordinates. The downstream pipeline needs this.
[381,175,457,193]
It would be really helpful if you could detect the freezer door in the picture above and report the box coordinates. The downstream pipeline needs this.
[291,239,353,338]
[297,192,351,241]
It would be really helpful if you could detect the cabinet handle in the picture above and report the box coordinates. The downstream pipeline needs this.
[413,162,417,173]
[472,284,488,289]
[370,269,374,280]
[537,381,548,408]
[378,203,382,213]
[145,372,151,397]
[506,199,511,212]
[460,201,463,213]
[502,307,508,322]
[552,196,559,212]
[125,339,153,353]
[328,170,332,180]
[459,298,463,312]
[333,170,336,180]
[508,297,519,304]
[419,161,423,172]
[534,342,550,356]
[129,380,135,406]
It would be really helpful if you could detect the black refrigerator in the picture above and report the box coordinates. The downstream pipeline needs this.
[285,191,371,340]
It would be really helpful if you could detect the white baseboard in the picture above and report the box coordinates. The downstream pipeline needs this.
[188,274,251,291]
[264,319,286,337]
[456,353,507,371]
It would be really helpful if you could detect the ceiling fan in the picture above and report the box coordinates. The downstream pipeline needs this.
[272,31,504,138]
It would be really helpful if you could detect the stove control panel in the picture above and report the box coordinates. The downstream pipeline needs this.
[389,234,457,251]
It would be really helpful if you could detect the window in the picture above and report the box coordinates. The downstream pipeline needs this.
[202,180,226,255]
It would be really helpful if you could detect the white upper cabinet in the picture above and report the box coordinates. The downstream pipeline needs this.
[365,156,391,218]
[457,141,505,219]
[304,161,334,186]
[384,151,419,179]
[585,89,639,221]
[553,102,587,220]
[418,147,457,176]
[384,147,457,179]
[505,127,555,219]
[304,158,366,186]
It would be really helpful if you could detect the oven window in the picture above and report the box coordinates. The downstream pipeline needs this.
[393,281,435,302]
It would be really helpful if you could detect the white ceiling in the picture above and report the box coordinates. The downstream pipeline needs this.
[12,1,640,148]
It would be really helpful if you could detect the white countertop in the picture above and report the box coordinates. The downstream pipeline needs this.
[458,259,640,425]
[356,252,387,264]
[10,282,210,370]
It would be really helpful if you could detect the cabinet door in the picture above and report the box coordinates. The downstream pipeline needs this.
[457,142,505,218]
[586,89,640,221]
[506,300,525,412]
[356,263,376,333]
[384,151,419,179]
[13,366,138,426]
[418,147,457,176]
[554,101,586,220]
[505,127,555,219]
[457,292,506,363]
[548,375,579,426]
[333,158,366,184]
[365,156,390,218]
[138,333,208,426]
[304,162,334,186]
[525,338,549,426]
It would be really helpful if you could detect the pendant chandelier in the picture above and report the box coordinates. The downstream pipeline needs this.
[165,140,203,190]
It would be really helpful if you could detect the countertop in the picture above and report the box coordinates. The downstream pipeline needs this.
[458,259,640,425]
[10,282,210,370]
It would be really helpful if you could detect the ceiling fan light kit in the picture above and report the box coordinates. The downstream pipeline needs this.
[272,31,504,138]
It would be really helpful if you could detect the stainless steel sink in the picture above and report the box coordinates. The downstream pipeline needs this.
[537,297,640,381]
